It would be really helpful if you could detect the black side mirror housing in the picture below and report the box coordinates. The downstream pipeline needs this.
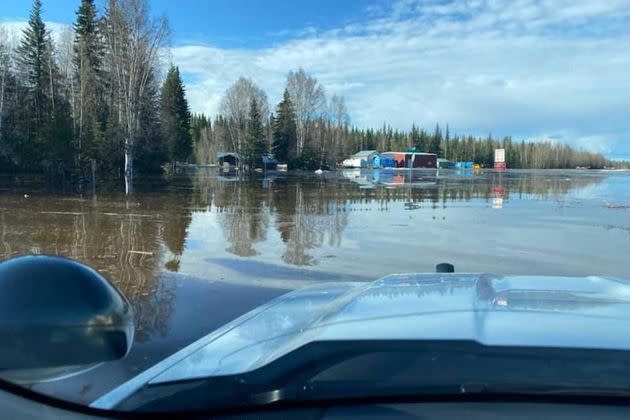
[0,256,134,383]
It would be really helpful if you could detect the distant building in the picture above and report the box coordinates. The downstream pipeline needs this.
[341,150,378,168]
[217,152,240,167]
[438,158,455,169]
[381,152,437,168]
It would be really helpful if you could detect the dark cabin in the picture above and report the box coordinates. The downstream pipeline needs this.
[406,152,437,168]
[217,152,240,167]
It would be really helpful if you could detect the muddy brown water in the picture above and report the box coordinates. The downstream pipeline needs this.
[0,168,629,404]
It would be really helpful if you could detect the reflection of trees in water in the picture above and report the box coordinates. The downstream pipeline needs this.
[192,170,270,257]
[214,178,269,257]
[0,176,195,342]
[278,183,318,265]
[198,171,604,267]
[272,178,349,266]
[193,172,351,266]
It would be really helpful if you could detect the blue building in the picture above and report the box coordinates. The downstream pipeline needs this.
[369,154,396,168]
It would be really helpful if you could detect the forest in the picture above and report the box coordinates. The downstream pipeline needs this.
[0,0,616,184]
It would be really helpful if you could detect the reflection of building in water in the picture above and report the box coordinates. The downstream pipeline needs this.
[341,168,438,188]
[342,169,604,207]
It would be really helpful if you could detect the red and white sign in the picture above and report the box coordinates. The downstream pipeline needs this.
[494,148,505,163]
[494,162,506,171]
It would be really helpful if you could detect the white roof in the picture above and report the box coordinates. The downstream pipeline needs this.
[352,150,378,158]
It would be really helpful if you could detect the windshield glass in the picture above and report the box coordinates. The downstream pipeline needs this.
[0,0,629,413]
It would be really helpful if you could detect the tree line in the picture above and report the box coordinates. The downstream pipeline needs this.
[0,0,616,181]
[193,74,612,170]
[0,0,191,188]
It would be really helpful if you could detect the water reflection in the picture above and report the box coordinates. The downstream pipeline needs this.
[271,180,349,266]
[341,168,605,203]
[0,169,621,335]
[0,177,195,343]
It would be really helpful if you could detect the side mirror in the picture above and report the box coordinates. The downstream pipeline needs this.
[0,255,134,383]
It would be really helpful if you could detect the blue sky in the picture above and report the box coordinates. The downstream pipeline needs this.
[3,0,630,158]
[3,0,384,48]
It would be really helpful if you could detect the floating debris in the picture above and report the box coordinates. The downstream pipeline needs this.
[604,203,630,210]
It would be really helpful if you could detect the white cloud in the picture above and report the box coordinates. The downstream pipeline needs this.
[0,20,70,45]
[575,135,615,155]
[171,0,630,156]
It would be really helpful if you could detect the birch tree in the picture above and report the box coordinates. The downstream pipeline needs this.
[328,94,348,159]
[285,68,326,155]
[103,0,168,193]
[0,26,9,152]
[220,77,268,160]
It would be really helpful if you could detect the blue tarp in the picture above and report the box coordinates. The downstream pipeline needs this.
[262,154,278,165]
[371,154,395,168]
[380,156,396,168]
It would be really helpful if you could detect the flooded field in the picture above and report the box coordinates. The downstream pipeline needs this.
[2,169,629,286]
[1,168,629,402]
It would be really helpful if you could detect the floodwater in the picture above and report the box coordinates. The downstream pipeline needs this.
[1,168,630,403]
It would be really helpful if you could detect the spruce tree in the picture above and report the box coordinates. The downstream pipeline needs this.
[74,0,105,164]
[272,88,297,163]
[410,123,420,151]
[17,0,49,160]
[429,123,443,156]
[18,0,71,163]
[244,97,265,169]
[160,66,192,162]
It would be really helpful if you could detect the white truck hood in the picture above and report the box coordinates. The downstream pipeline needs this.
[91,273,630,409]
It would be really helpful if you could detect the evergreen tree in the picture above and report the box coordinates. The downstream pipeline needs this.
[419,129,430,152]
[429,123,443,156]
[74,0,105,165]
[17,0,49,161]
[244,97,265,169]
[272,88,297,163]
[410,123,420,151]
[444,123,450,157]
[18,0,71,163]
[191,113,214,164]
[160,66,192,162]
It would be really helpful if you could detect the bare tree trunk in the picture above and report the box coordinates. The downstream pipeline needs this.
[124,136,133,195]
[78,51,85,162]
[48,53,55,116]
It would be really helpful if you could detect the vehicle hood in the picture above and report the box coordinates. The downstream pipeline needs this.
[92,273,630,408]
